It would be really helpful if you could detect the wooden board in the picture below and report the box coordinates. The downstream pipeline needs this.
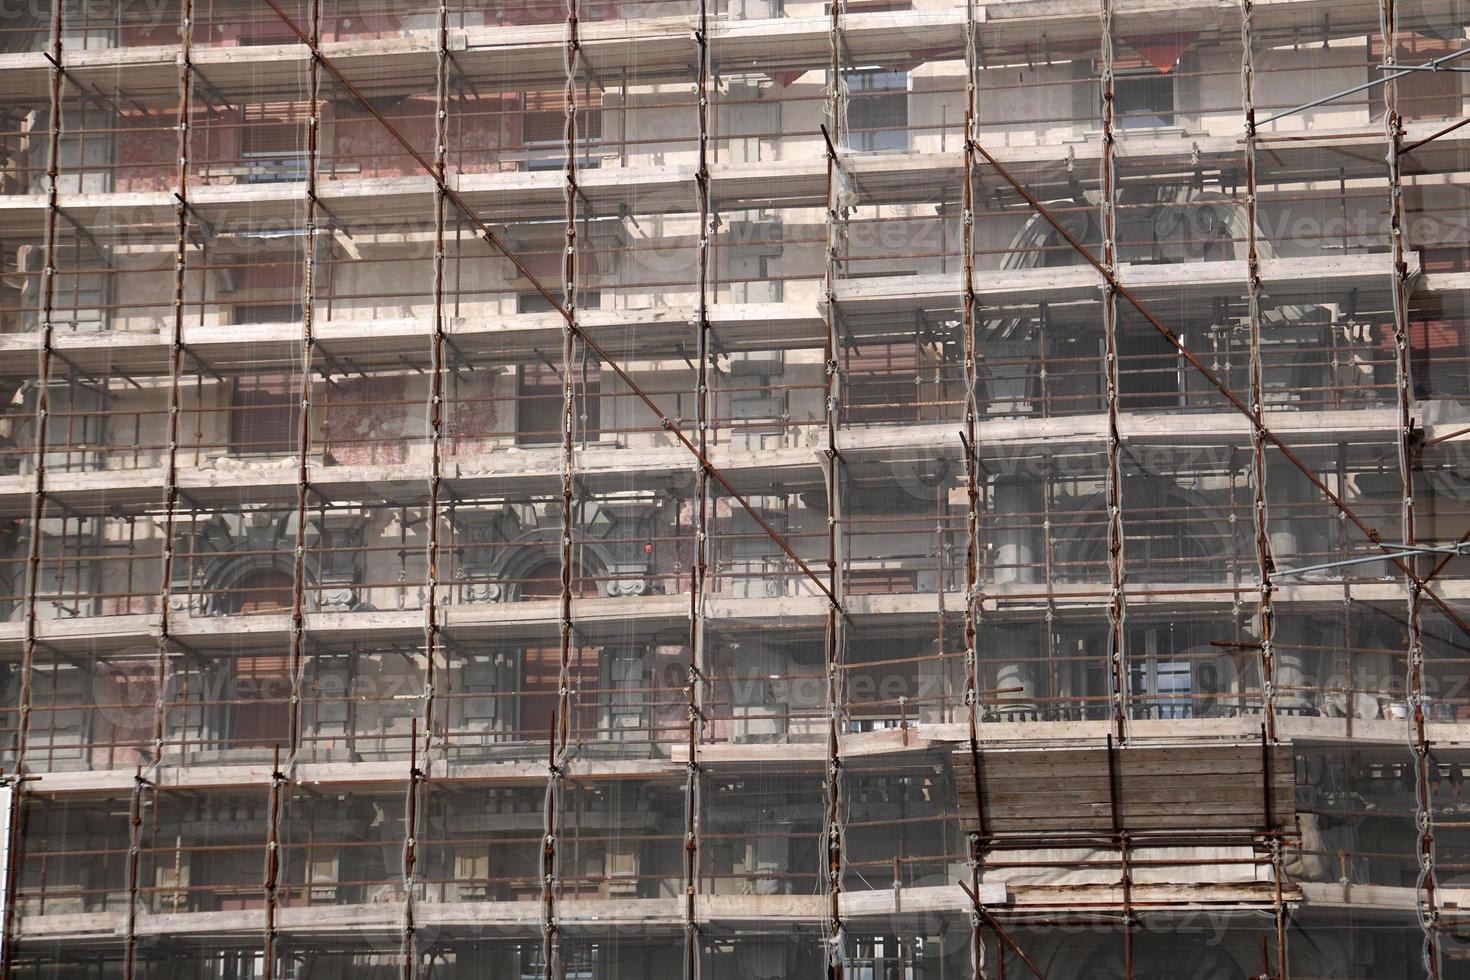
[953,740,1295,834]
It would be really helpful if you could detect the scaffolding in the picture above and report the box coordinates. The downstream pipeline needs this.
[0,0,1468,976]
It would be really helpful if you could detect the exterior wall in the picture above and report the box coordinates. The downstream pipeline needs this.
[0,0,1466,977]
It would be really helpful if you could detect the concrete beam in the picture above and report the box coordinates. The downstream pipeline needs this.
[0,0,1454,103]
[2,573,1463,663]
[5,118,1469,241]
[0,401,1416,520]
[833,254,1421,319]
[13,884,1008,948]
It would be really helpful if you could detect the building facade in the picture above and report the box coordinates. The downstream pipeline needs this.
[0,0,1467,975]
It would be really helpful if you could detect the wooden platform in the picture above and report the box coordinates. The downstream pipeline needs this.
[954,739,1296,834]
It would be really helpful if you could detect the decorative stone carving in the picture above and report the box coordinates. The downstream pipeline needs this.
[169,507,369,614]
[312,511,370,612]
[454,495,659,602]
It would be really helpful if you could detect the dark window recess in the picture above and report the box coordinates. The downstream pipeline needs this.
[518,291,601,315]
[221,569,294,746]
[847,69,909,152]
[36,242,109,332]
[520,644,598,741]
[230,375,301,456]
[1114,69,1174,129]
[1129,658,1194,719]
[522,89,603,144]
[223,568,295,616]
[231,257,304,297]
[846,569,918,595]
[240,101,308,182]
[516,361,601,445]
[233,302,303,326]
[1116,324,1181,410]
[1370,35,1463,121]
[845,341,921,424]
[232,653,291,746]
[236,34,298,47]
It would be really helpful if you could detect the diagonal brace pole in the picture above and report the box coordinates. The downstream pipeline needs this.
[1402,115,1470,155]
[957,880,1048,980]
[1256,45,1470,126]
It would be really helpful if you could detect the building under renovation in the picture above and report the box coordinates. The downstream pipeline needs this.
[0,0,1468,976]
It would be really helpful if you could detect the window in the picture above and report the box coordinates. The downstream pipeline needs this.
[845,569,918,595]
[24,242,110,332]
[727,348,786,450]
[231,653,292,747]
[514,294,602,445]
[460,653,518,741]
[1370,35,1463,121]
[1126,624,1196,720]
[846,69,909,152]
[521,88,603,145]
[726,499,789,599]
[515,362,601,445]
[1114,68,1174,129]
[1131,657,1193,719]
[60,20,116,51]
[729,245,782,303]
[240,101,308,183]
[722,82,781,165]
[519,643,598,743]
[845,340,921,424]
[233,302,302,326]
[222,567,295,615]
[26,667,88,764]
[230,375,301,456]
[236,34,298,47]
[1116,320,1182,410]
[54,105,114,194]
[220,569,294,748]
[43,382,107,473]
[517,291,600,315]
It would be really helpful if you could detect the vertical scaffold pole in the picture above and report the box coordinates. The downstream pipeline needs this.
[961,1,992,975]
[1379,2,1441,976]
[686,0,714,974]
[822,2,848,976]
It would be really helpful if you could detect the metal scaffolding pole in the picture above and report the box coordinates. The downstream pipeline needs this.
[961,2,991,975]
[1379,3,1442,976]
[822,4,849,977]
[541,2,585,975]
[1098,0,1130,753]
[1240,0,1281,746]
[0,1,64,963]
[284,0,325,779]
[11,0,65,795]
[400,3,454,975]
[264,746,286,979]
[685,0,713,974]
[3,3,1467,974]
[121,768,147,980]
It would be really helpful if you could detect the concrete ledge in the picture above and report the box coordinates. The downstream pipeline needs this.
[0,403,1419,519]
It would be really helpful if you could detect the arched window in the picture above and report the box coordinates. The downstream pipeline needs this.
[222,568,295,615]
[517,558,597,600]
